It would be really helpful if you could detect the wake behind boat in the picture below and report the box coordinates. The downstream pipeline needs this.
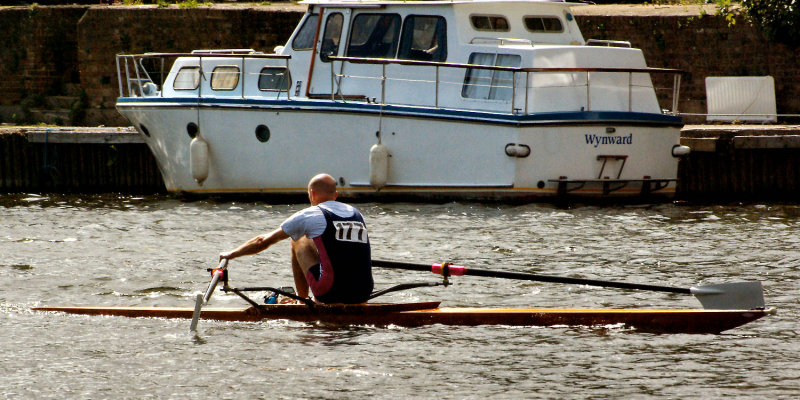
[115,0,691,201]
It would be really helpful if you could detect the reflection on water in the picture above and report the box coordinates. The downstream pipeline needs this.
[1,193,798,398]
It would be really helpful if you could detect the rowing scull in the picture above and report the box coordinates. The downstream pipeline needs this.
[33,258,775,334]
[32,303,775,334]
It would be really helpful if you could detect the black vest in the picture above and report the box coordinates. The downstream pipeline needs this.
[311,206,374,303]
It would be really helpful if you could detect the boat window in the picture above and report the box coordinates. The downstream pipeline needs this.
[210,66,240,91]
[320,13,343,63]
[292,14,319,50]
[461,53,521,100]
[173,66,200,90]
[258,67,291,92]
[346,13,401,59]
[398,15,447,62]
[470,15,509,32]
[523,16,563,33]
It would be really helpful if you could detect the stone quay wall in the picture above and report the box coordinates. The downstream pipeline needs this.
[0,4,798,126]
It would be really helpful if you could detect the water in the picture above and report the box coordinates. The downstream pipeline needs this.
[1,194,798,399]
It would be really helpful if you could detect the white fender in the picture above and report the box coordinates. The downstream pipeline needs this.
[190,137,209,184]
[369,143,390,190]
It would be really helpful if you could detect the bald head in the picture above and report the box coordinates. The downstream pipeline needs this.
[307,173,338,204]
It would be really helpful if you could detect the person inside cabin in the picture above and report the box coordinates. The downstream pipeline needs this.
[219,173,374,304]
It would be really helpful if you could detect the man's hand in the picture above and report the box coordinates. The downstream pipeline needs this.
[219,251,235,262]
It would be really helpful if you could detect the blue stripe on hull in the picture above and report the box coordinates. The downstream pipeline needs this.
[116,97,683,126]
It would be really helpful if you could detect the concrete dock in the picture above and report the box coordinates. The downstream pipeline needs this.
[2,124,799,201]
[0,126,162,194]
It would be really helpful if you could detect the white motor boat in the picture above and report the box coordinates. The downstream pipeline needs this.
[116,0,690,201]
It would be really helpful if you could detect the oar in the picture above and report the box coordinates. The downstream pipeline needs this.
[190,258,229,332]
[371,260,765,310]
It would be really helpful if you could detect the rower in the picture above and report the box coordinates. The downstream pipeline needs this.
[219,173,374,304]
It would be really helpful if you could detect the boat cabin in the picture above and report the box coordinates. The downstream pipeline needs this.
[143,0,676,117]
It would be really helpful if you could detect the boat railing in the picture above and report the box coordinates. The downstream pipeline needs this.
[116,52,684,116]
[115,52,292,99]
[586,39,632,48]
[329,56,685,115]
[469,37,534,46]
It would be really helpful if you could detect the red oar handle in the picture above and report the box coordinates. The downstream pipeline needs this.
[432,263,466,276]
[203,259,229,303]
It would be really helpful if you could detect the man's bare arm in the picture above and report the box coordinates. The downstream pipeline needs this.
[220,228,290,261]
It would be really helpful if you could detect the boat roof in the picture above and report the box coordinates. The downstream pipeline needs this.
[298,0,586,7]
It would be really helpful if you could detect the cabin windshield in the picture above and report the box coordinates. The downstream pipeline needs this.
[524,16,563,33]
[462,53,521,101]
[293,14,319,50]
[320,13,344,62]
[173,67,200,90]
[398,15,447,62]
[258,67,291,91]
[470,15,510,32]
[210,66,240,90]
[346,13,401,58]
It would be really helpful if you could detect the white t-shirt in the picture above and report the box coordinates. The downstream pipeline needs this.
[280,201,358,241]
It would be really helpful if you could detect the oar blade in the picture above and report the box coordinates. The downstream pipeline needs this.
[690,282,765,310]
[189,293,203,332]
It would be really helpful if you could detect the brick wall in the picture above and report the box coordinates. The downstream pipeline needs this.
[0,6,85,108]
[1,5,798,126]
[77,7,304,125]
[576,12,800,123]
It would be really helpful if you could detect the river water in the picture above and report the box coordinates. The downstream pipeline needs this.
[1,194,798,399]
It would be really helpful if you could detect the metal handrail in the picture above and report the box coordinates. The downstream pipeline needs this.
[329,56,685,75]
[116,52,684,116]
[116,53,292,99]
[329,56,686,114]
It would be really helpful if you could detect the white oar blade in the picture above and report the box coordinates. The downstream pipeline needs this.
[189,293,203,332]
[690,282,765,310]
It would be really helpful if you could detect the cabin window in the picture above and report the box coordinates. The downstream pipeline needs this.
[470,15,509,32]
[173,66,200,90]
[258,67,291,92]
[292,14,319,50]
[346,13,401,59]
[210,66,240,91]
[524,16,563,33]
[461,53,521,100]
[398,15,447,62]
[320,13,344,63]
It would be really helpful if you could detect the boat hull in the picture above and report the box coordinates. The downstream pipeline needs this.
[33,304,773,334]
[118,100,682,201]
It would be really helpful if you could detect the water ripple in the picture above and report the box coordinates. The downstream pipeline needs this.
[0,195,797,398]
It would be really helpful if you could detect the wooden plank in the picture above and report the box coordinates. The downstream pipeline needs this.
[25,129,144,144]
[733,135,800,150]
[680,137,717,152]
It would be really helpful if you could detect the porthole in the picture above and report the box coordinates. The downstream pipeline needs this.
[255,125,270,143]
[140,124,151,137]
[537,180,546,189]
[187,122,198,139]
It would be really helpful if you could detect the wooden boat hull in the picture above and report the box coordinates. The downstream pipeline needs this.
[32,303,775,334]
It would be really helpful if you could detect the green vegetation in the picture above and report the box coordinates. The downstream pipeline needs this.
[645,0,800,47]
[740,0,800,47]
[177,0,212,7]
